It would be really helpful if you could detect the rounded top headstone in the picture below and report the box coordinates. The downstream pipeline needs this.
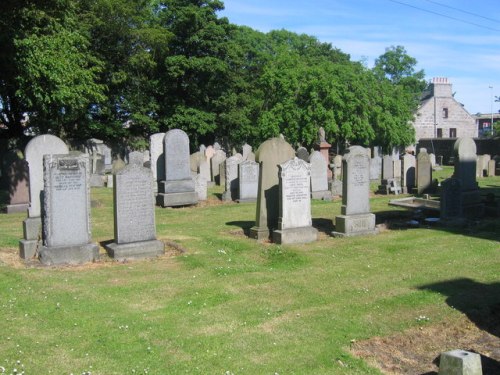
[128,151,144,166]
[454,137,476,159]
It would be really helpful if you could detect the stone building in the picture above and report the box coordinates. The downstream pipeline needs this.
[413,77,477,142]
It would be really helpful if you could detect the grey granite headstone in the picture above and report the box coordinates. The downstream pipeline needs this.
[222,154,242,201]
[211,150,226,185]
[249,137,295,241]
[401,153,416,193]
[416,148,432,195]
[157,129,197,207]
[296,147,310,162]
[198,160,211,183]
[19,135,69,259]
[429,153,436,168]
[104,151,164,260]
[370,156,382,181]
[333,155,343,180]
[149,132,165,190]
[440,178,463,221]
[487,159,496,177]
[39,154,98,265]
[309,151,331,200]
[439,349,482,375]
[189,151,204,173]
[273,158,317,244]
[382,155,393,180]
[393,159,401,182]
[238,160,259,203]
[242,143,252,161]
[332,146,377,238]
[194,174,208,201]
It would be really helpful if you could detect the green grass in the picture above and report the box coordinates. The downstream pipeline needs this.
[0,172,499,374]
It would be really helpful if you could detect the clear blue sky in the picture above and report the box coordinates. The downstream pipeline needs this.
[219,0,500,115]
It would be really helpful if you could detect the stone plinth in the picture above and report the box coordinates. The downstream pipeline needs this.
[439,349,482,375]
[332,213,377,237]
[314,141,332,180]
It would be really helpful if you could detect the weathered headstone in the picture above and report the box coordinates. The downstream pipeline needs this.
[382,155,394,180]
[333,154,343,180]
[429,153,436,168]
[369,156,382,181]
[273,158,317,244]
[249,137,295,241]
[242,143,252,161]
[438,349,482,375]
[149,132,165,192]
[314,127,332,180]
[112,156,126,175]
[487,159,496,177]
[38,154,99,265]
[238,160,259,203]
[189,151,204,173]
[393,159,402,182]
[104,152,164,260]
[440,178,463,221]
[211,149,226,185]
[194,174,208,201]
[332,146,377,237]
[476,155,485,178]
[309,151,331,200]
[416,148,432,195]
[4,157,30,214]
[156,129,198,207]
[222,154,242,201]
[198,160,211,183]
[19,135,69,259]
[401,153,416,193]
[296,147,310,162]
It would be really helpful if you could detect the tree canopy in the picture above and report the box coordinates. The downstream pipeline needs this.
[0,0,427,151]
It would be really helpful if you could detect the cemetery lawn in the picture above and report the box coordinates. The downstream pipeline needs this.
[0,169,499,374]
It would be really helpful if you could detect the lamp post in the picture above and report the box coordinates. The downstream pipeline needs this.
[489,85,494,135]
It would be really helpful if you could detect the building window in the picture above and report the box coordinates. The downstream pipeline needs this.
[442,108,448,118]
[437,128,443,138]
[449,128,457,138]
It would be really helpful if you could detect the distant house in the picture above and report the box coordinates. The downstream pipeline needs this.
[412,77,477,142]
[475,113,500,137]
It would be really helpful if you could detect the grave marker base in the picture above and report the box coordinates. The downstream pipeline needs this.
[104,240,164,261]
[332,213,378,238]
[39,243,99,265]
[273,226,318,244]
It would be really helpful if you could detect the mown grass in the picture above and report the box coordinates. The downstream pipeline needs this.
[0,168,498,374]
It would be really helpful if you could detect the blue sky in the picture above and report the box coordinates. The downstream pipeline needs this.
[219,0,500,115]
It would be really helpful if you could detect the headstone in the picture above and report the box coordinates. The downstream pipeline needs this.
[222,154,242,201]
[393,159,401,182]
[219,159,226,189]
[156,129,198,207]
[199,144,206,155]
[382,155,394,180]
[211,150,226,185]
[296,147,310,162]
[475,155,485,178]
[416,148,432,195]
[106,174,113,188]
[332,146,378,237]
[104,152,164,260]
[249,137,295,241]
[194,174,208,201]
[38,154,99,265]
[198,160,211,183]
[309,151,331,200]
[246,151,256,162]
[149,133,165,191]
[440,178,463,221]
[487,159,496,177]
[101,144,112,171]
[401,153,416,194]
[369,156,382,181]
[19,135,69,259]
[429,153,436,168]
[273,158,317,244]
[482,154,491,171]
[213,142,221,151]
[314,127,332,180]
[112,156,126,175]
[333,154,343,180]
[205,145,215,164]
[438,349,482,375]
[189,151,204,173]
[4,158,30,214]
[330,178,343,197]
[242,143,252,161]
[238,160,259,203]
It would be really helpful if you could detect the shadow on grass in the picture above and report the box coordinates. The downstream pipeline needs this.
[226,220,254,236]
[418,278,500,374]
[312,218,334,235]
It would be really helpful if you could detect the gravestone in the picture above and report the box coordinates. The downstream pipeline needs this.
[476,155,485,178]
[487,159,496,176]
[156,129,198,207]
[429,153,436,168]
[416,148,432,195]
[309,151,331,200]
[273,158,317,244]
[314,127,332,180]
[194,174,208,201]
[440,178,463,221]
[189,151,204,173]
[333,154,343,180]
[238,160,259,203]
[149,132,165,192]
[332,146,377,237]
[211,150,226,185]
[39,154,99,265]
[249,137,295,241]
[401,153,416,194]
[213,142,221,151]
[104,152,164,260]
[439,349,482,375]
[4,157,30,214]
[369,156,382,181]
[222,154,243,201]
[112,156,126,174]
[296,147,310,162]
[453,138,483,218]
[393,159,402,182]
[377,155,395,194]
[242,143,252,161]
[19,135,69,259]
[198,160,211,183]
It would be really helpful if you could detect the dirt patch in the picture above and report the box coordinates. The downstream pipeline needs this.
[351,313,500,374]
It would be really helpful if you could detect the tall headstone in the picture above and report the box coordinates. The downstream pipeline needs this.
[487,159,496,177]
[156,129,198,207]
[242,143,252,161]
[429,153,436,168]
[222,154,242,201]
[249,137,295,241]
[149,132,165,192]
[332,146,377,237]
[416,148,432,195]
[211,150,226,185]
[382,155,394,180]
[273,158,317,244]
[440,178,463,221]
[4,156,30,214]
[19,135,69,259]
[309,151,331,200]
[197,160,211,183]
[401,153,416,194]
[333,155,343,180]
[104,152,164,260]
[296,147,310,162]
[314,127,332,180]
[238,160,259,203]
[38,154,98,265]
[369,155,382,181]
[194,174,208,201]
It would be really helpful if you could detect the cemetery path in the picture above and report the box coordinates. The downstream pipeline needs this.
[352,311,500,374]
